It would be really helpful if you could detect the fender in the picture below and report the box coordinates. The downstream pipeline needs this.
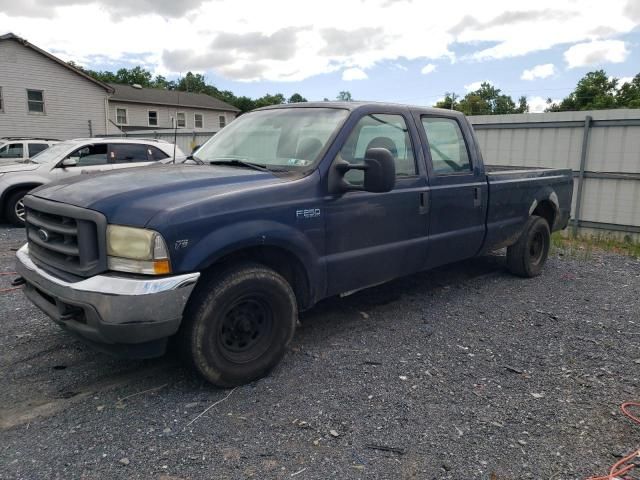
[528,185,560,229]
[0,182,44,208]
[177,219,326,301]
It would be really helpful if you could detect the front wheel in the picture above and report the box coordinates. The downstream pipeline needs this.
[5,189,30,226]
[506,215,551,278]
[179,263,297,387]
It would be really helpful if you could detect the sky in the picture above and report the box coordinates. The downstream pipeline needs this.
[1,0,639,112]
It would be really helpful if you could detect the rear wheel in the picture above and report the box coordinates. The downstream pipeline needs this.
[179,263,297,387]
[506,215,551,278]
[4,189,30,226]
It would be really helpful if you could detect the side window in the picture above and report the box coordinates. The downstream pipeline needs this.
[110,143,151,163]
[339,113,416,185]
[67,144,108,166]
[0,143,24,158]
[28,143,49,157]
[148,145,169,161]
[421,117,471,174]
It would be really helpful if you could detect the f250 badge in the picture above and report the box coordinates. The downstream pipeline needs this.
[296,208,321,219]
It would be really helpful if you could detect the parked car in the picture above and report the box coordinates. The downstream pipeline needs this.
[16,102,573,387]
[0,137,185,225]
[0,137,59,164]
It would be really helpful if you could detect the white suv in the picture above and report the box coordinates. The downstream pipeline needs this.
[0,138,59,164]
[0,137,185,225]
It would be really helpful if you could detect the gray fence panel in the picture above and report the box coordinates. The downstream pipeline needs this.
[470,109,640,238]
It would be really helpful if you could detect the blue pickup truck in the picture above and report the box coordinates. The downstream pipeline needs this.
[16,102,573,387]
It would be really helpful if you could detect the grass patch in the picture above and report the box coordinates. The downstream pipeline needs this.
[551,232,640,259]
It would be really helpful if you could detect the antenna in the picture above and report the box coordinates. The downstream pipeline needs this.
[173,84,180,164]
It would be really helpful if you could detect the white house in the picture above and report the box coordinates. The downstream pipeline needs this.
[108,84,240,134]
[0,32,240,141]
[0,33,113,139]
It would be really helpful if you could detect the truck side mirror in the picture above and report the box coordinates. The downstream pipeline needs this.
[362,148,396,193]
[330,148,396,193]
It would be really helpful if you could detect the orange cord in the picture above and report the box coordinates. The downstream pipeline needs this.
[0,271,21,293]
[587,402,640,480]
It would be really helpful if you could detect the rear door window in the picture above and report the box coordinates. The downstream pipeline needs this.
[109,144,151,163]
[28,143,49,157]
[421,117,472,174]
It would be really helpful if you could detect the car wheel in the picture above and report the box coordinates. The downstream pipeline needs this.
[506,215,551,278]
[4,189,30,227]
[179,262,297,387]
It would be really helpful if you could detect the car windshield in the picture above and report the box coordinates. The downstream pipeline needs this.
[194,108,349,171]
[29,142,73,163]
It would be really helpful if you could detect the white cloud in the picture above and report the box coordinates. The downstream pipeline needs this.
[464,80,491,92]
[521,63,555,80]
[342,67,368,81]
[421,63,436,75]
[618,76,634,86]
[564,40,629,68]
[0,1,637,82]
[528,96,561,113]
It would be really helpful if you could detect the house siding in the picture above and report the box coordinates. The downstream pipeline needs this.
[0,39,109,139]
[108,101,236,133]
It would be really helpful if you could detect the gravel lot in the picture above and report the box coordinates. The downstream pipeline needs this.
[0,223,638,480]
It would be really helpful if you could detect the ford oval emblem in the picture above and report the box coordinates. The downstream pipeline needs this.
[37,228,50,243]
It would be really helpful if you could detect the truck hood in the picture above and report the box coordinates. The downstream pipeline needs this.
[0,161,40,173]
[30,164,286,225]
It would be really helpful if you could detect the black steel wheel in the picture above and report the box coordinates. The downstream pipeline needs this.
[507,215,551,278]
[179,262,297,387]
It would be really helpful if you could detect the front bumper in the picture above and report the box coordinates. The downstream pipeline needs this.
[16,244,200,357]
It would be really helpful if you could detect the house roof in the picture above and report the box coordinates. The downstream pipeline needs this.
[0,32,114,93]
[108,83,240,113]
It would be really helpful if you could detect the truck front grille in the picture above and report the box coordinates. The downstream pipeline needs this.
[24,196,107,278]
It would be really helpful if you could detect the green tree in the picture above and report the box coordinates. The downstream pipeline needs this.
[254,93,286,108]
[439,83,527,116]
[114,66,153,86]
[287,93,307,103]
[336,91,353,101]
[546,70,617,111]
[434,92,459,110]
[616,74,640,108]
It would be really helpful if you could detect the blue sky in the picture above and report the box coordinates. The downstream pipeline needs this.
[3,0,639,111]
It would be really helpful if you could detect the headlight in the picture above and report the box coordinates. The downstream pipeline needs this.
[106,225,171,275]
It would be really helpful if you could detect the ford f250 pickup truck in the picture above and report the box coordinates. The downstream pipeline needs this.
[16,102,573,387]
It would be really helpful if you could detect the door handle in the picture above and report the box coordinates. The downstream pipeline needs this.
[419,192,429,215]
[473,186,482,207]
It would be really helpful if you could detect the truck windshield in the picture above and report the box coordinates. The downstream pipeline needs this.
[194,108,349,171]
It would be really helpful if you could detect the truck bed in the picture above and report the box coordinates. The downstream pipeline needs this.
[483,165,574,252]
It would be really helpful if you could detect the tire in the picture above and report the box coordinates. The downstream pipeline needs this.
[178,262,297,387]
[4,189,30,227]
[506,215,551,278]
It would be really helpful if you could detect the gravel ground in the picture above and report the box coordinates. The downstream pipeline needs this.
[0,223,638,480]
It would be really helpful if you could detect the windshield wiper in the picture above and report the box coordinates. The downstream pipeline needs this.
[209,158,287,173]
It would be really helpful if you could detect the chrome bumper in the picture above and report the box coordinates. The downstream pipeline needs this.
[16,244,199,351]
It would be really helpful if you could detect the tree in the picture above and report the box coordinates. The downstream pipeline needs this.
[288,93,307,103]
[336,91,353,102]
[69,63,306,114]
[254,93,286,108]
[435,82,528,115]
[546,70,617,111]
[616,74,640,108]
[434,92,459,110]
